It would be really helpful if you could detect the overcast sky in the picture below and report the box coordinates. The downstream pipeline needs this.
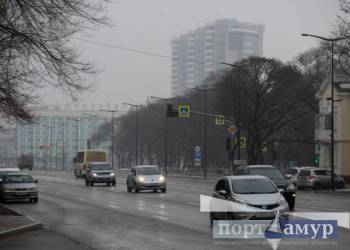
[41,0,340,108]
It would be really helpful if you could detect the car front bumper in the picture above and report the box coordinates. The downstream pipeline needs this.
[135,182,166,190]
[91,176,116,183]
[3,191,38,199]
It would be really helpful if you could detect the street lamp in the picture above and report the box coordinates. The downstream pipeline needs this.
[100,109,118,169]
[83,113,99,148]
[123,102,143,165]
[301,33,350,191]
[221,62,249,162]
[188,86,211,179]
[149,96,174,176]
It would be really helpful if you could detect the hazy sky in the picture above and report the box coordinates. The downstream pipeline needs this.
[41,0,340,108]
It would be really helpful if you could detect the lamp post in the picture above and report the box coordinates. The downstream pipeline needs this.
[150,96,174,176]
[221,62,249,162]
[100,109,118,169]
[83,113,99,148]
[301,33,350,191]
[123,103,143,165]
[188,86,210,178]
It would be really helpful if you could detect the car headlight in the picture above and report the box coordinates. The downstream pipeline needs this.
[93,173,97,177]
[158,176,165,182]
[110,173,115,176]
[137,176,145,182]
[4,188,15,192]
[286,183,296,191]
[29,187,38,191]
[279,198,287,205]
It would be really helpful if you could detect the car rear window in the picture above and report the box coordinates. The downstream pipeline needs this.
[285,168,298,175]
[313,170,331,176]
[299,170,311,176]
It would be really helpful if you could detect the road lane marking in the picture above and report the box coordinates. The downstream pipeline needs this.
[109,205,120,209]
[152,215,169,221]
[186,202,200,207]
[55,192,62,195]
[77,197,87,201]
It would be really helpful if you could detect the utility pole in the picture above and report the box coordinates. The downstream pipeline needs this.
[149,96,174,176]
[100,109,119,169]
[123,103,142,165]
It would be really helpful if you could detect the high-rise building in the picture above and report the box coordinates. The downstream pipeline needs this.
[15,103,122,170]
[171,18,264,96]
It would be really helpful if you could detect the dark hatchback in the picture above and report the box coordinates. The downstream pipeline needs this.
[234,165,296,210]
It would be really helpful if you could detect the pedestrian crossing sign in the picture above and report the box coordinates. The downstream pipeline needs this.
[178,105,190,117]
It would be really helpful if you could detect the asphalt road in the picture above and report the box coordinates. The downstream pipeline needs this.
[1,170,350,250]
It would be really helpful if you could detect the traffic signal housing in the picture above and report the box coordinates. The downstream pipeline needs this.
[166,104,178,118]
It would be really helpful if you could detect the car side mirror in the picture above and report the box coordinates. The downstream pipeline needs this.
[218,189,227,197]
[34,180,38,183]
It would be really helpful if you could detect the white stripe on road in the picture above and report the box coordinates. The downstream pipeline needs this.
[109,205,120,209]
[77,197,87,201]
[152,215,169,221]
[55,192,62,195]
[186,202,200,207]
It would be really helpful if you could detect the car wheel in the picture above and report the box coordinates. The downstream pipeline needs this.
[288,200,295,211]
[85,179,89,186]
[161,188,166,193]
[33,198,38,203]
[135,188,139,193]
[90,182,94,186]
[313,182,321,190]
[127,186,132,192]
[336,182,345,189]
[153,189,158,193]
[112,181,116,187]
[107,182,111,186]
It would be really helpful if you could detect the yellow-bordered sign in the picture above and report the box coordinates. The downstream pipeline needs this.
[178,105,190,117]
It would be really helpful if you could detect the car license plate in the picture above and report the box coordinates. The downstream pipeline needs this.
[255,212,274,218]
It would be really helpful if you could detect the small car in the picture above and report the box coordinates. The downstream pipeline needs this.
[234,165,296,210]
[0,173,38,203]
[297,167,345,190]
[85,162,116,186]
[126,165,166,193]
[210,175,289,225]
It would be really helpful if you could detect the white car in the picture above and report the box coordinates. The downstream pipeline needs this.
[210,175,289,225]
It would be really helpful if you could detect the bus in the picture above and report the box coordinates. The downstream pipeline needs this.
[74,150,108,178]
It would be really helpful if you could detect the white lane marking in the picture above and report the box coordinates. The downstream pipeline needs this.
[55,192,62,195]
[152,215,169,221]
[186,202,200,207]
[77,197,87,201]
[159,204,165,209]
[109,205,120,209]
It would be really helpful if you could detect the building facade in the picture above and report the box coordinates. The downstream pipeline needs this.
[15,103,120,170]
[315,78,350,180]
[171,18,264,96]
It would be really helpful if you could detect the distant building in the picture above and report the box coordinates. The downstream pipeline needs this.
[15,104,121,170]
[171,18,264,96]
[0,128,17,166]
[315,77,350,180]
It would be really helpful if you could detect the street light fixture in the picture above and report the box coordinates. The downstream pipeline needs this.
[123,102,143,165]
[301,33,350,191]
[100,109,118,169]
[149,96,174,176]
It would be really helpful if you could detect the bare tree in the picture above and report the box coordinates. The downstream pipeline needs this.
[0,0,110,122]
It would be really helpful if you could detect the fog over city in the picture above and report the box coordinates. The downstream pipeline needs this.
[39,0,338,107]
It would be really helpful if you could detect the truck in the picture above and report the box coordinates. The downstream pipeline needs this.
[18,154,34,171]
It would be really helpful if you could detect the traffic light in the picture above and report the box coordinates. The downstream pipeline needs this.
[166,104,178,118]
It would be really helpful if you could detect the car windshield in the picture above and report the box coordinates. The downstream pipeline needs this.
[136,167,161,175]
[90,164,112,171]
[285,169,298,175]
[5,175,33,184]
[232,178,278,194]
[249,168,285,179]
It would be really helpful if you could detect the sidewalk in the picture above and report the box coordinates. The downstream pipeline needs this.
[0,205,42,238]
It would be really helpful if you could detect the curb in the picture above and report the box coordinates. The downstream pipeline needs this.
[0,205,42,238]
[0,220,42,238]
